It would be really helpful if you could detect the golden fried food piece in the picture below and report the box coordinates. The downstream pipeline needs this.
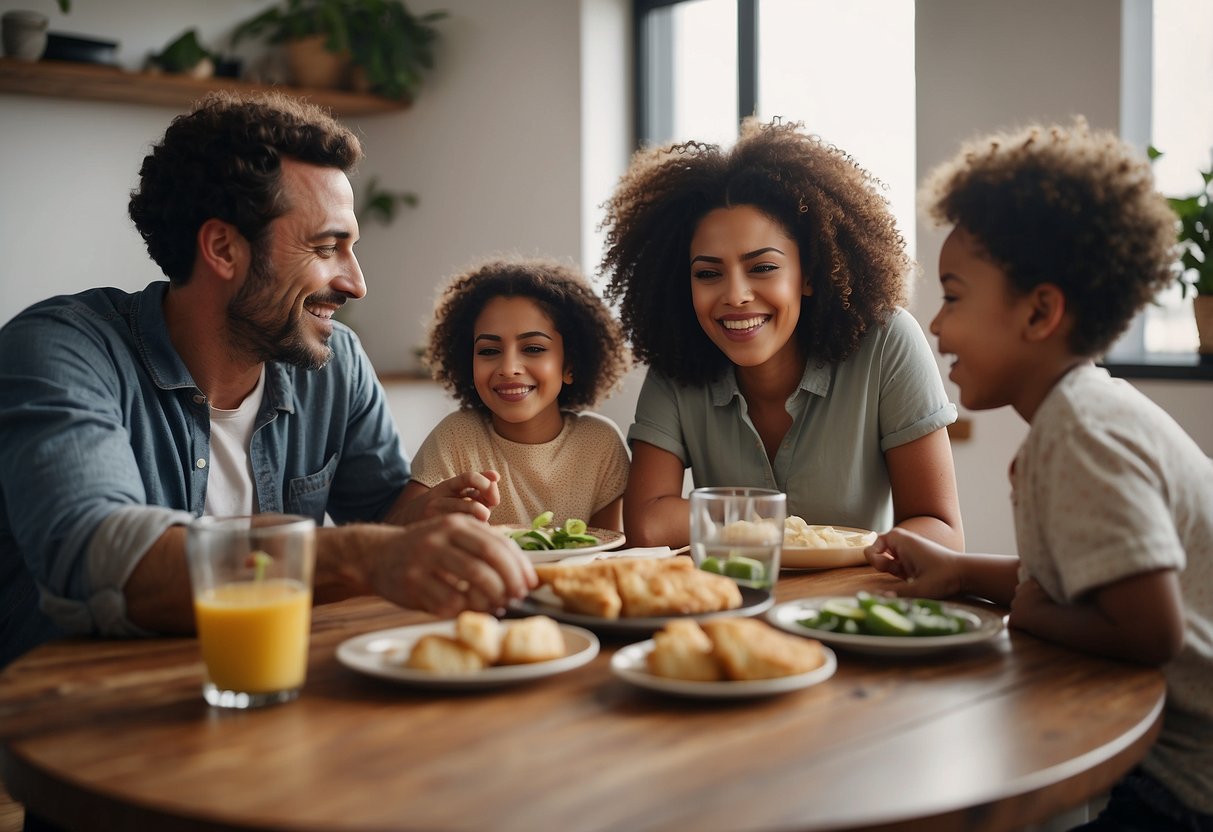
[647,619,722,681]
[499,616,566,664]
[536,556,732,619]
[616,567,743,618]
[404,634,486,673]
[534,560,615,585]
[455,611,502,663]
[549,573,622,619]
[699,618,825,681]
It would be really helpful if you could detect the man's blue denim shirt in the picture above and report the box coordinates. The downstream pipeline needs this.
[0,281,411,666]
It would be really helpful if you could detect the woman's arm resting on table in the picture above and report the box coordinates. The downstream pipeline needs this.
[622,441,690,547]
[1009,569,1184,665]
[886,428,964,550]
[589,496,623,534]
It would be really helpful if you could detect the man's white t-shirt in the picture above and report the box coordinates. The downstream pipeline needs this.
[202,367,266,517]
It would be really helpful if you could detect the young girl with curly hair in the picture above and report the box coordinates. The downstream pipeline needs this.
[600,118,963,549]
[867,120,1213,829]
[401,258,631,531]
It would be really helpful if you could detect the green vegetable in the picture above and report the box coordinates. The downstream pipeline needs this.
[723,557,765,582]
[864,604,915,636]
[798,594,973,638]
[508,512,600,550]
[700,556,724,574]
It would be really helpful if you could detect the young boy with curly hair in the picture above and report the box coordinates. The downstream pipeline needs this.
[401,258,631,531]
[867,120,1213,829]
[600,118,963,549]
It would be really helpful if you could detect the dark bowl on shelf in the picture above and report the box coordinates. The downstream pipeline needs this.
[43,32,118,65]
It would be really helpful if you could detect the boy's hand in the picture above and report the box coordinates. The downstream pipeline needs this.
[864,527,964,599]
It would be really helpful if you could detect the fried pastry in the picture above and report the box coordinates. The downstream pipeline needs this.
[499,616,566,664]
[616,567,743,618]
[647,619,722,681]
[535,556,737,619]
[549,573,622,619]
[404,634,486,673]
[699,618,825,681]
[455,611,502,664]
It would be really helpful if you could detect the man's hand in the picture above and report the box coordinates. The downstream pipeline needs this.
[864,527,963,599]
[390,470,502,525]
[365,513,536,618]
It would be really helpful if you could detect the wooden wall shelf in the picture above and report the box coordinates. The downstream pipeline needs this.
[0,57,407,117]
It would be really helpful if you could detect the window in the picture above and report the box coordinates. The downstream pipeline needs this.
[1141,0,1213,355]
[636,0,916,254]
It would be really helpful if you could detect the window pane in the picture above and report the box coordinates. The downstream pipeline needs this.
[640,0,739,146]
[1144,0,1213,353]
[756,0,916,258]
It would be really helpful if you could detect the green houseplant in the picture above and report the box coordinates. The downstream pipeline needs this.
[1149,147,1213,353]
[231,0,446,100]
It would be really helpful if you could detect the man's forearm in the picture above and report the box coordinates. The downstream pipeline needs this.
[124,526,195,634]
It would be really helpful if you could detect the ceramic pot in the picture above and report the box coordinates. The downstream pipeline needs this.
[285,34,349,89]
[2,10,49,61]
[1194,295,1213,354]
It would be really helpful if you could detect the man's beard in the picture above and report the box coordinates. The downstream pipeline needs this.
[226,247,339,371]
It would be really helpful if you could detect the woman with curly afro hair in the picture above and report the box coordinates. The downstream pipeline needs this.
[868,120,1213,829]
[400,258,631,531]
[600,118,962,549]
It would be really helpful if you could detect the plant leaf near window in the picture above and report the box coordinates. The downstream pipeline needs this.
[1150,145,1213,298]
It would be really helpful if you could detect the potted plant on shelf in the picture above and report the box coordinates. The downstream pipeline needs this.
[1151,147,1213,355]
[231,0,446,100]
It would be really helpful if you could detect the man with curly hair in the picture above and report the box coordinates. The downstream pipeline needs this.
[867,120,1213,829]
[0,92,535,669]
[600,118,963,550]
[401,258,630,530]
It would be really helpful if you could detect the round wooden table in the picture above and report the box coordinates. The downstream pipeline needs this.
[0,566,1163,832]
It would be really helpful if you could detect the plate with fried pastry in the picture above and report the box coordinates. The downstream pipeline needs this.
[611,618,837,699]
[337,614,599,690]
[781,519,877,570]
[511,555,774,635]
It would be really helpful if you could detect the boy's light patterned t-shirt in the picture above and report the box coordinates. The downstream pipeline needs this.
[1011,362,1213,813]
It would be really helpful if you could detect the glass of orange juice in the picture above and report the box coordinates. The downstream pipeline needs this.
[186,514,316,709]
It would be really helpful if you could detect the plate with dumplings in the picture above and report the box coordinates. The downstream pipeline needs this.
[611,618,837,698]
[336,611,599,690]
[511,555,775,635]
[781,517,877,570]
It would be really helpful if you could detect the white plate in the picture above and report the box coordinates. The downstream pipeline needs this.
[495,525,626,563]
[765,597,1005,656]
[781,525,876,569]
[336,620,599,689]
[557,546,676,566]
[610,639,837,698]
[510,586,775,636]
